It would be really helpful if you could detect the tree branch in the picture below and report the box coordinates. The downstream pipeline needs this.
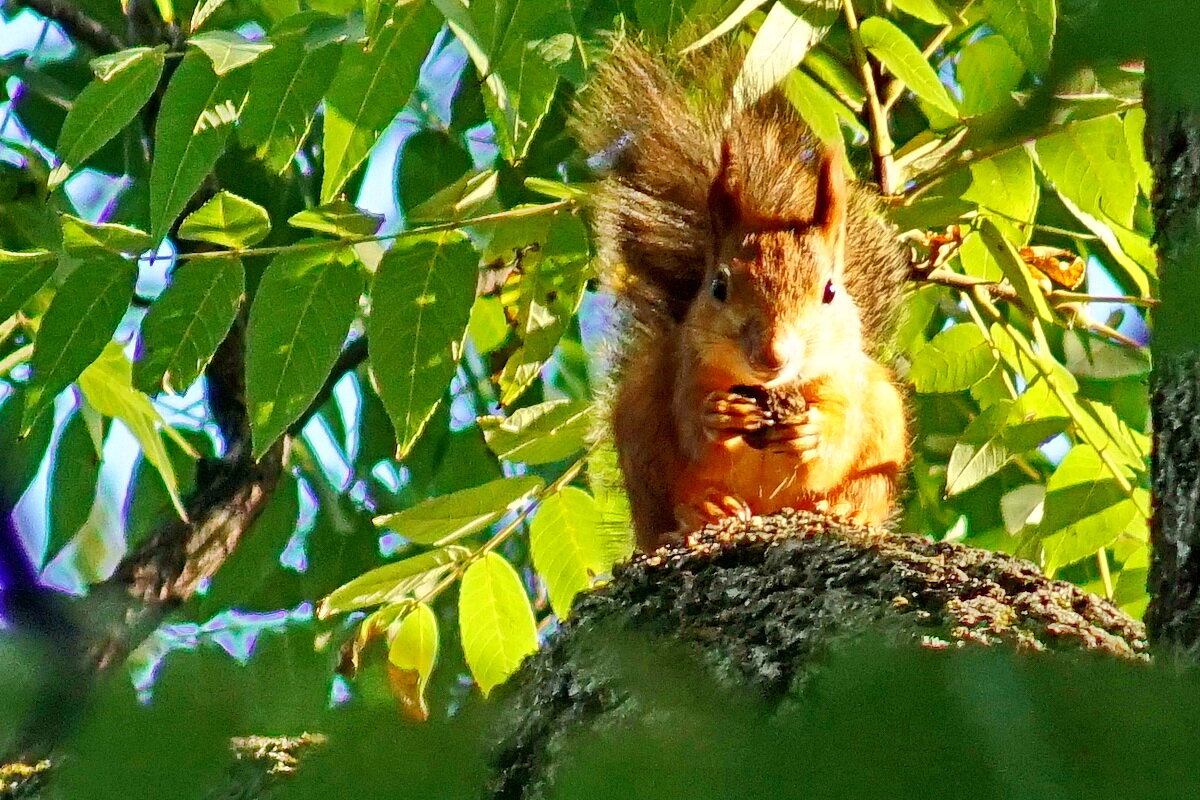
[86,313,283,670]
[14,0,124,55]
[841,0,896,195]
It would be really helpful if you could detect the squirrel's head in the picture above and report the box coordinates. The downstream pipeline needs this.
[685,144,865,388]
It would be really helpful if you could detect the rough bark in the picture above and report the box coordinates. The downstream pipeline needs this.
[487,512,1146,800]
[1144,26,1200,658]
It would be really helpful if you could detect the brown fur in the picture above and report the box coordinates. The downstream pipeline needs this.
[575,42,910,550]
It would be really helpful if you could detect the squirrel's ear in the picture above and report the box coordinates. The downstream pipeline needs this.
[812,148,847,265]
[709,139,741,233]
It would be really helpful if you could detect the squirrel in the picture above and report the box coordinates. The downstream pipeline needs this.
[572,43,912,552]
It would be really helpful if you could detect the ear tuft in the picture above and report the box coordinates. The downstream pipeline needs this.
[812,148,847,257]
[708,139,741,233]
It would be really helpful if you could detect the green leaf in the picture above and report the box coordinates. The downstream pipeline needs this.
[892,0,951,25]
[1038,444,1145,573]
[909,323,996,394]
[1035,115,1137,228]
[459,552,538,697]
[587,441,635,565]
[467,295,509,354]
[50,46,165,186]
[288,199,382,237]
[733,2,826,105]
[978,217,1054,324]
[681,0,770,52]
[367,233,477,458]
[61,216,153,255]
[22,251,136,431]
[238,12,345,173]
[189,0,232,32]
[479,400,590,465]
[859,17,957,117]
[946,402,1070,496]
[89,46,161,80]
[979,0,1055,76]
[149,49,250,239]
[0,250,55,323]
[530,487,607,618]
[318,545,470,617]
[963,149,1038,242]
[188,30,274,75]
[782,69,844,144]
[45,410,100,564]
[373,476,544,547]
[498,214,589,405]
[321,2,442,200]
[1124,108,1153,197]
[956,35,1024,118]
[245,245,364,458]
[79,343,188,519]
[134,255,244,394]
[0,389,56,501]
[387,602,440,721]
[945,401,1013,496]
[439,0,571,162]
[178,191,271,248]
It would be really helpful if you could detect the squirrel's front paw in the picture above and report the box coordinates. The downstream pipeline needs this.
[760,406,823,461]
[702,390,766,438]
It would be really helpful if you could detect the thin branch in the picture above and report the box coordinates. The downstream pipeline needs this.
[15,0,124,54]
[840,0,897,195]
[176,201,574,264]
[915,266,1157,309]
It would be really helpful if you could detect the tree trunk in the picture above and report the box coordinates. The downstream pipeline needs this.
[1144,19,1200,658]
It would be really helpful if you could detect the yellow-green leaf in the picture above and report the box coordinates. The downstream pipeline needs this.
[188,30,274,75]
[318,545,469,617]
[479,400,590,465]
[860,16,957,117]
[178,191,271,248]
[530,487,607,618]
[78,343,189,519]
[459,552,538,696]
[387,602,440,722]
[373,476,544,547]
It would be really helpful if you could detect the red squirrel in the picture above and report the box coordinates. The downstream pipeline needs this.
[574,44,910,551]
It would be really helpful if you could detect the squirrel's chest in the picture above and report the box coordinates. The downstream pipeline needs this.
[674,438,819,515]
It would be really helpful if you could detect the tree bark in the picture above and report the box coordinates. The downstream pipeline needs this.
[1143,18,1200,658]
[487,512,1146,800]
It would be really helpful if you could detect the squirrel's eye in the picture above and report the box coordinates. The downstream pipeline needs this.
[822,279,836,304]
[710,269,730,303]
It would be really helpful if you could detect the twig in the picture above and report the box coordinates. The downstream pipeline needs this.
[15,0,124,54]
[840,0,897,195]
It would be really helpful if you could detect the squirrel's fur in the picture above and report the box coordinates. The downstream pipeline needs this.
[574,42,911,550]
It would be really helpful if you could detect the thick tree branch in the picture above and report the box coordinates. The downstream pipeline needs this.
[1144,40,1200,657]
[13,0,124,54]
[87,314,283,670]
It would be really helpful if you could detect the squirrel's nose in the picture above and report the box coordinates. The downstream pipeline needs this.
[748,336,790,376]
